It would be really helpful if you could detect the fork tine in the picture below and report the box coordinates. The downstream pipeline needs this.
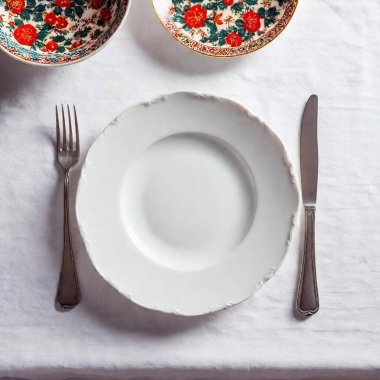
[74,105,80,155]
[61,104,67,151]
[67,105,73,151]
[55,105,61,153]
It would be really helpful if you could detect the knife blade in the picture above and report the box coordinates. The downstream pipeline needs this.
[300,95,318,206]
[296,95,319,317]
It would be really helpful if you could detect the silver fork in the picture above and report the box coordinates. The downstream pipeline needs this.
[55,105,80,310]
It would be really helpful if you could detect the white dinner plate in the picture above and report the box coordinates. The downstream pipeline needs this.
[77,92,299,316]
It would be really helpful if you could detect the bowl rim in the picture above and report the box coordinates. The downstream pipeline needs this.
[151,0,299,58]
[0,0,132,67]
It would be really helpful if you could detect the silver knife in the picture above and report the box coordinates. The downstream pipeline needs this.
[296,95,319,316]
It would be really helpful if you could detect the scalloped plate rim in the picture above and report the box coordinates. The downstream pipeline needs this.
[76,91,300,316]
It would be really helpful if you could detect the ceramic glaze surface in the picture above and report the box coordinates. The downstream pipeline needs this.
[123,132,256,271]
[0,0,129,64]
[76,92,299,316]
[152,0,298,57]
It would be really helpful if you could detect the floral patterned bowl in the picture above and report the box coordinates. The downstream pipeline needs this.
[152,0,298,57]
[0,0,130,65]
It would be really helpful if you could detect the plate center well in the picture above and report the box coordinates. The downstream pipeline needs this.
[122,132,256,271]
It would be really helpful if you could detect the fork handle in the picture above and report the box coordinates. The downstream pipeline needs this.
[296,207,319,316]
[56,171,80,310]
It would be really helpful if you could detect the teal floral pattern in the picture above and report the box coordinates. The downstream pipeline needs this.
[159,0,298,56]
[0,0,129,64]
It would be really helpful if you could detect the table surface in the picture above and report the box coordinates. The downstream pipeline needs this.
[0,0,379,379]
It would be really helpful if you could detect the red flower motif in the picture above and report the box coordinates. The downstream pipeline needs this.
[45,40,58,52]
[91,0,102,9]
[243,11,261,33]
[214,12,223,26]
[44,12,57,25]
[55,0,71,7]
[225,32,242,47]
[70,39,82,49]
[7,0,25,15]
[184,5,207,28]
[100,8,112,22]
[224,0,233,5]
[55,16,68,29]
[14,24,37,46]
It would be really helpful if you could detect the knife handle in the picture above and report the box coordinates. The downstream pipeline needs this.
[296,207,319,316]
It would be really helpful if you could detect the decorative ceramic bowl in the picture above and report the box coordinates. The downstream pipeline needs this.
[152,0,298,57]
[0,0,130,65]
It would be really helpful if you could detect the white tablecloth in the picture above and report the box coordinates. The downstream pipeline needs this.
[0,0,379,378]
